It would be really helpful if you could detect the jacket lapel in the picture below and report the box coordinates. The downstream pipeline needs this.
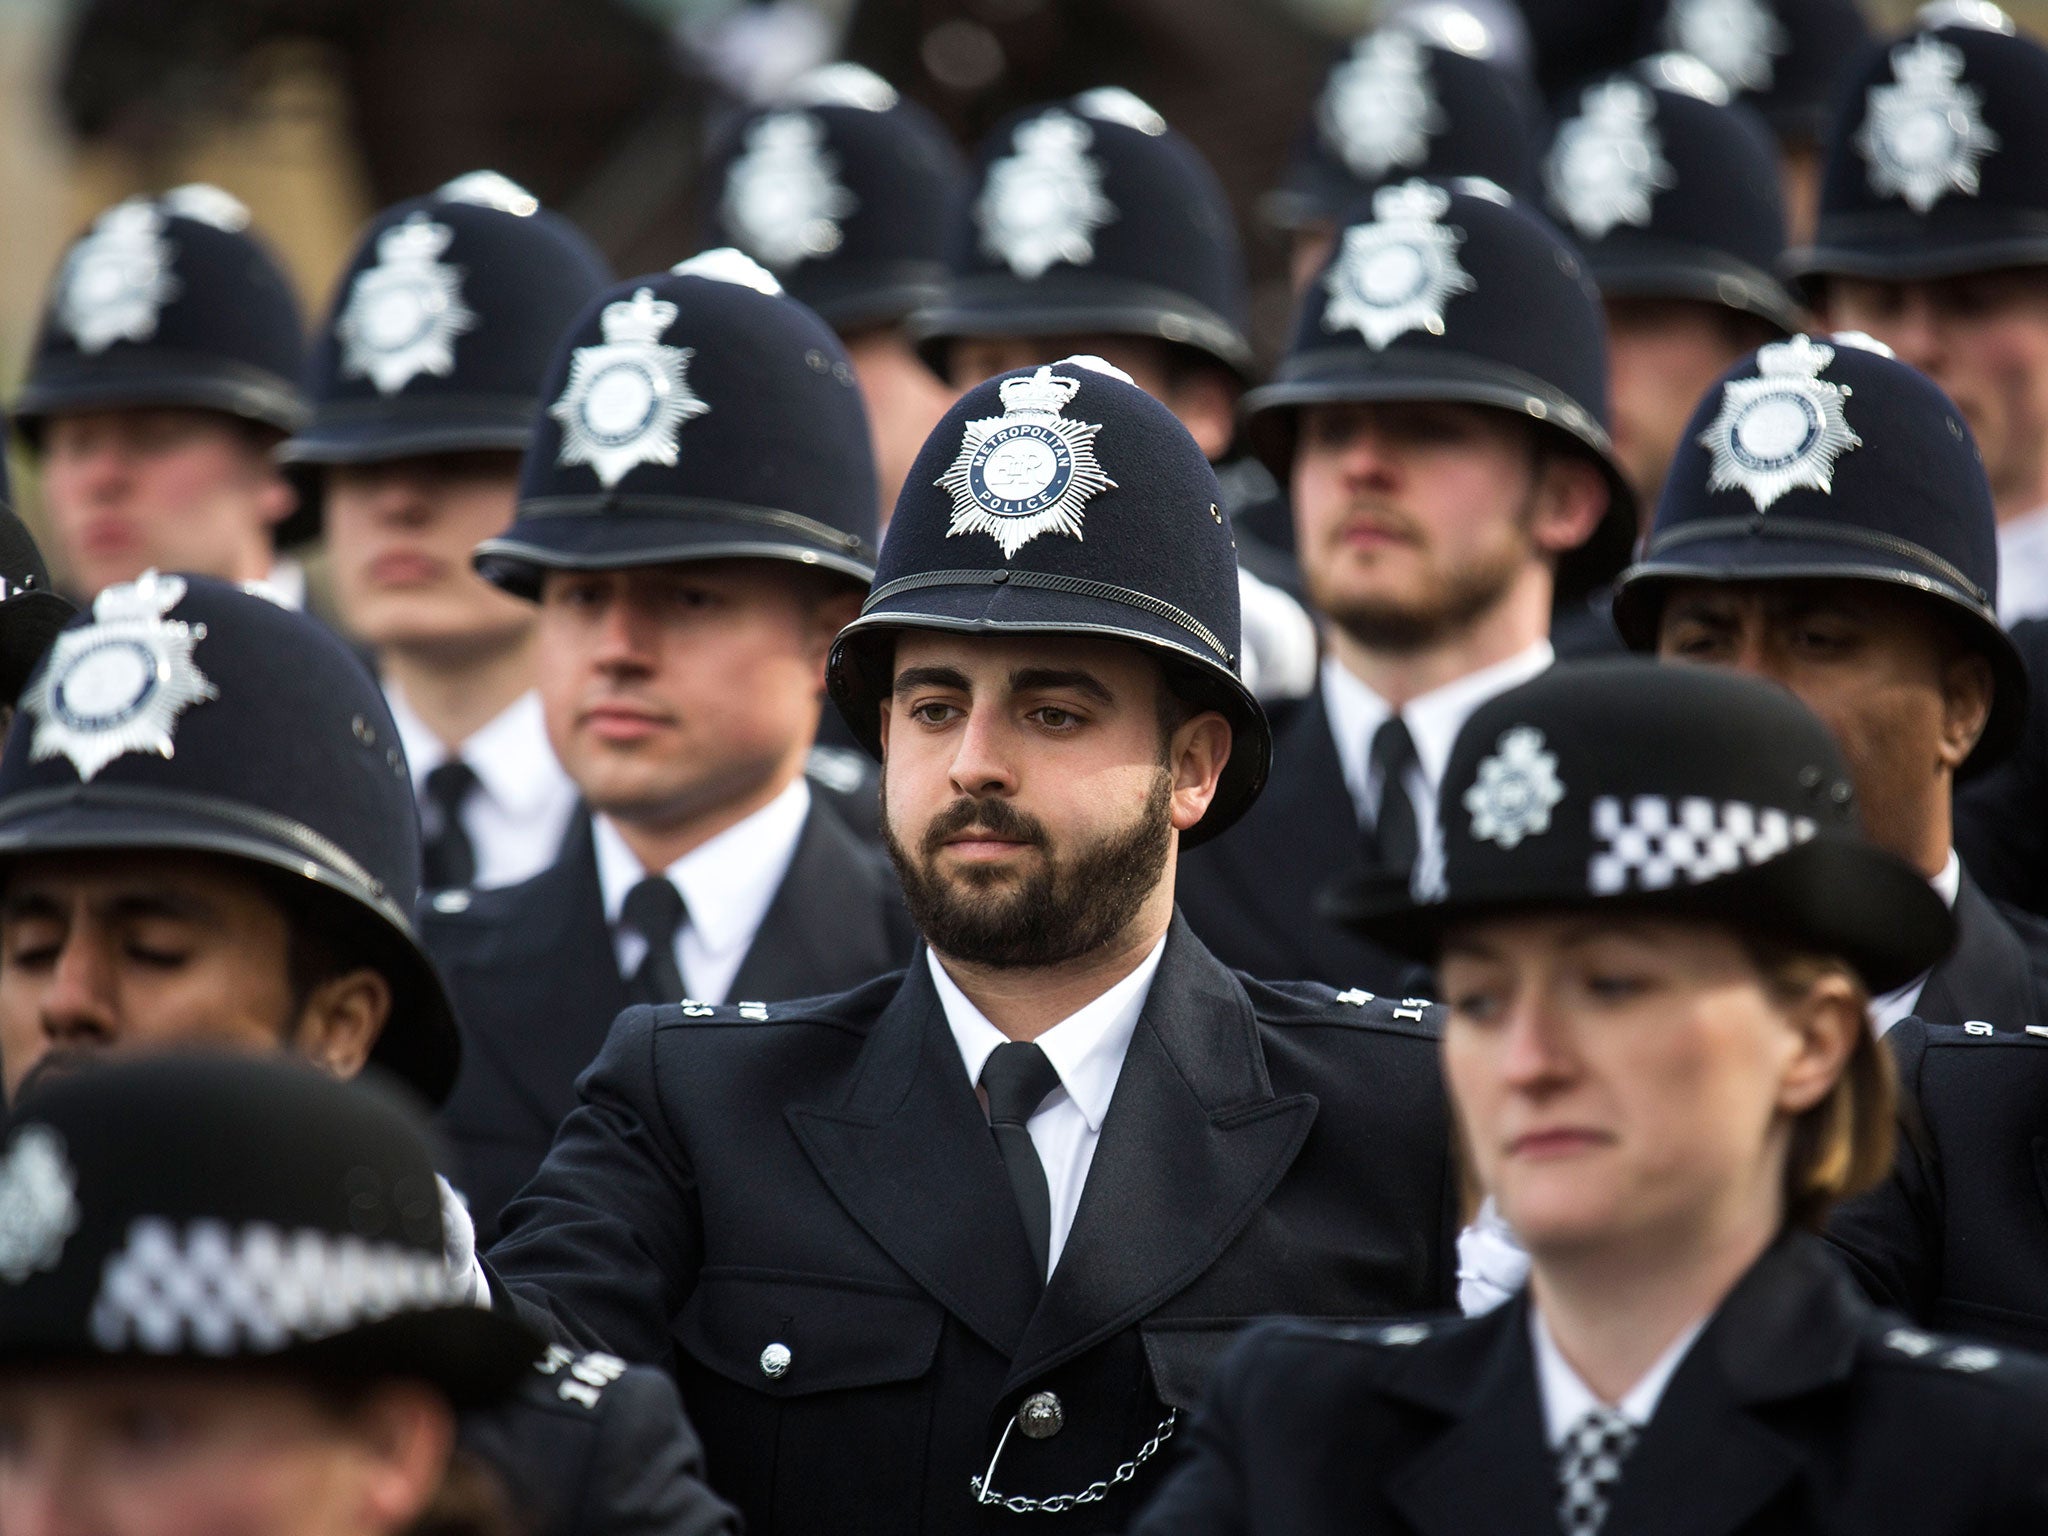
[1918,870,2038,1030]
[1003,917,1319,1389]
[727,799,900,1002]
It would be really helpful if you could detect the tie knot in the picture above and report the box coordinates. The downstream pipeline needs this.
[1369,714,1417,779]
[980,1041,1062,1127]
[422,758,480,818]
[620,876,687,950]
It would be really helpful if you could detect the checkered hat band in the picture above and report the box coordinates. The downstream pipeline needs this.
[1589,795,1817,896]
[88,1216,466,1356]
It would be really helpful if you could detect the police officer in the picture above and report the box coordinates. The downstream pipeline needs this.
[281,174,611,891]
[1131,660,2048,1536]
[1175,178,1632,991]
[1544,56,1802,517]
[12,185,310,604]
[704,63,967,517]
[423,252,912,1246]
[484,357,1457,1534]
[1612,334,2048,1031]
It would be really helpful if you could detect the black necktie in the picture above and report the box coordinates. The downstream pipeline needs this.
[1368,715,1421,879]
[420,760,480,890]
[620,876,688,1005]
[979,1041,1063,1280]
[1557,1407,1639,1536]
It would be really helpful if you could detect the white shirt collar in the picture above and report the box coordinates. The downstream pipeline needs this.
[1531,1306,1706,1448]
[247,556,307,612]
[928,934,1167,1133]
[591,777,812,962]
[1870,849,1963,1036]
[384,685,565,820]
[1998,505,2048,626]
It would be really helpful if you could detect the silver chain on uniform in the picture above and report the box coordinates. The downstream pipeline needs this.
[969,1409,1179,1514]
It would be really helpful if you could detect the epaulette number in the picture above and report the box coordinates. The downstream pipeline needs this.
[537,1344,628,1408]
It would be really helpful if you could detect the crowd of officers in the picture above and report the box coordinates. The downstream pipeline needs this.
[17,1,2048,1531]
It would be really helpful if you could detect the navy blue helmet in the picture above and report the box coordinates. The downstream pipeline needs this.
[14,186,305,444]
[476,250,878,598]
[1643,0,1875,147]
[1612,332,2026,769]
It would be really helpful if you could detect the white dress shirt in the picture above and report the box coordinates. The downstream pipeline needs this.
[591,778,811,1007]
[248,556,308,612]
[1869,850,1962,1037]
[1322,642,1555,851]
[930,935,1168,1279]
[1999,505,2048,626]
[1532,1307,1706,1447]
[387,685,579,891]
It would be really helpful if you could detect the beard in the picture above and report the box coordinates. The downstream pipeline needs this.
[882,769,1175,969]
[1305,494,1538,655]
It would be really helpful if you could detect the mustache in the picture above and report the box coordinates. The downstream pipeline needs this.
[920,795,1050,858]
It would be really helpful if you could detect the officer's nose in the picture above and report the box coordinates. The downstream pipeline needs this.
[368,466,434,527]
[37,929,120,1055]
[589,590,658,678]
[1881,291,1945,377]
[1496,985,1580,1097]
[945,706,1019,799]
[1334,419,1401,488]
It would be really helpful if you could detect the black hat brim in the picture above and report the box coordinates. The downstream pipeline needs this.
[13,355,307,442]
[908,273,1255,382]
[1326,832,1956,996]
[1588,246,1805,335]
[1784,220,2048,297]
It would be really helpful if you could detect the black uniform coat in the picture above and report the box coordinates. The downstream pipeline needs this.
[1915,868,2048,1032]
[426,789,912,1246]
[1174,693,1432,994]
[484,914,1459,1535]
[1830,1015,2048,1352]
[1129,1234,2048,1535]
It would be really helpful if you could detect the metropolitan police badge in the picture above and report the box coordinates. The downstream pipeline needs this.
[1318,30,1443,180]
[1699,335,1862,511]
[1547,80,1675,241]
[1858,35,2000,214]
[939,363,1116,557]
[0,1125,79,1286]
[551,286,710,489]
[337,214,478,395]
[977,110,1117,280]
[1323,179,1476,351]
[721,112,858,271]
[1664,0,1788,93]
[1464,727,1565,850]
[57,200,179,356]
[23,570,219,784]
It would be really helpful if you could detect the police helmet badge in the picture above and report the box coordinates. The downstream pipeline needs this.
[1464,727,1566,850]
[22,570,219,784]
[1547,80,1676,240]
[1664,0,1789,93]
[939,361,1118,558]
[1073,86,1167,136]
[722,112,859,271]
[1324,179,1477,351]
[977,110,1117,281]
[159,183,252,231]
[57,200,180,355]
[1858,34,2001,213]
[551,286,710,489]
[337,213,479,395]
[437,169,540,216]
[0,1125,79,1286]
[1699,335,1862,511]
[1318,30,1444,180]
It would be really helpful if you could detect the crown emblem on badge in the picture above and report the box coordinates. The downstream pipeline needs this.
[1665,0,1788,92]
[23,570,218,784]
[722,112,859,271]
[0,1126,79,1286]
[977,110,1117,280]
[938,363,1117,557]
[1319,30,1444,178]
[551,287,709,489]
[57,200,179,355]
[337,213,478,395]
[1546,80,1675,240]
[1700,335,1863,511]
[1323,179,1476,351]
[1859,35,2000,213]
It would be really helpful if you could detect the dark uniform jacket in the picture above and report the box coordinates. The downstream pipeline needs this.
[426,785,913,1246]
[1174,692,1433,994]
[1956,617,2048,918]
[1916,868,2048,1031]
[484,914,1458,1535]
[459,1348,740,1536]
[1830,1015,2048,1352]
[1130,1235,2048,1535]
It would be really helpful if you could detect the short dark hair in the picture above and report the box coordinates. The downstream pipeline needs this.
[246,865,399,1023]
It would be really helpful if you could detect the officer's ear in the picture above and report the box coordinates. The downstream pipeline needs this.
[335,1380,458,1532]
[292,968,393,1081]
[1936,648,1995,773]
[1165,710,1232,834]
[1527,450,1609,558]
[1157,364,1240,462]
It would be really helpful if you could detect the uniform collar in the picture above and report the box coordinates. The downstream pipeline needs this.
[383,685,565,821]
[1530,1305,1707,1448]
[1997,504,2048,626]
[927,934,1167,1134]
[1870,849,1962,1035]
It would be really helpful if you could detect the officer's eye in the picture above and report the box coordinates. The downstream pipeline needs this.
[1790,621,1856,654]
[1661,624,1728,659]
[1583,972,1651,1003]
[1,924,62,971]
[1446,988,1503,1024]
[1029,706,1080,730]
[907,701,961,726]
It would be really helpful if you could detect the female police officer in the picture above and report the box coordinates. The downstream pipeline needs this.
[1129,658,2048,1535]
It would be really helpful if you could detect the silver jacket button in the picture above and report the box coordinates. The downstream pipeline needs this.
[1017,1390,1064,1439]
[759,1342,792,1379]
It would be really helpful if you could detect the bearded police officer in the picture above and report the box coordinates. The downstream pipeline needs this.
[1175,178,1632,991]
[705,63,967,518]
[12,186,309,603]
[483,357,1457,1534]
[281,174,610,892]
[422,252,911,1246]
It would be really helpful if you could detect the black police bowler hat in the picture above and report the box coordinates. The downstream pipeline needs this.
[1329,658,1955,993]
[1789,14,2048,289]
[0,573,460,1103]
[1611,333,2025,771]
[909,90,1254,381]
[1244,177,1637,604]
[277,174,613,544]
[0,502,75,706]
[476,250,878,598]
[1643,0,1874,147]
[828,357,1269,846]
[14,186,306,443]
[0,1053,538,1404]
[704,64,969,332]
[1545,57,1803,333]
